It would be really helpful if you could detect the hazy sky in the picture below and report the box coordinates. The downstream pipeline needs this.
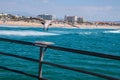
[0,0,120,21]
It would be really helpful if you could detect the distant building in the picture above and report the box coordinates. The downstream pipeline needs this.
[77,17,85,23]
[0,13,3,16]
[64,15,77,24]
[37,14,55,20]
[0,13,8,16]
[0,13,8,20]
[64,15,86,24]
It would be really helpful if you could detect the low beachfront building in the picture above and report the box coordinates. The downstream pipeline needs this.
[37,14,55,20]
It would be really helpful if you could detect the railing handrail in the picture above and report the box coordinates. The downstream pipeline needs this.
[0,52,39,63]
[0,66,39,78]
[0,38,35,46]
[47,45,120,60]
[0,52,119,80]
[0,38,120,80]
[0,38,120,60]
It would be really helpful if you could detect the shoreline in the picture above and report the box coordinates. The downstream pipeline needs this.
[0,20,120,29]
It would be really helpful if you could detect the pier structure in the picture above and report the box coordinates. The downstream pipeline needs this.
[0,38,120,80]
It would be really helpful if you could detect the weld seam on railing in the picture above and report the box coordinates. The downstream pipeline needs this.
[0,66,38,78]
[47,45,120,60]
[0,52,39,63]
[42,61,120,80]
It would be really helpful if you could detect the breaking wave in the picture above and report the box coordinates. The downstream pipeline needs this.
[0,30,60,36]
[104,30,120,33]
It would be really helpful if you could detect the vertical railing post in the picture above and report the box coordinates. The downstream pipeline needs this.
[38,47,47,80]
[35,41,54,80]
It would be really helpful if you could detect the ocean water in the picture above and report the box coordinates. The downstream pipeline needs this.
[0,26,120,80]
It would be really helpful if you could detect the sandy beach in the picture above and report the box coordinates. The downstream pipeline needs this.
[0,20,120,29]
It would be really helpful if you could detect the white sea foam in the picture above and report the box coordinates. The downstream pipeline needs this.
[104,30,120,33]
[50,30,71,34]
[50,30,93,35]
[78,32,92,35]
[0,30,60,36]
[0,25,41,28]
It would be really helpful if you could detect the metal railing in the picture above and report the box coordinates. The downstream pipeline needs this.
[0,38,120,80]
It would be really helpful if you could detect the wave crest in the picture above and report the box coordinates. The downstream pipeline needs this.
[104,30,120,33]
[0,30,60,36]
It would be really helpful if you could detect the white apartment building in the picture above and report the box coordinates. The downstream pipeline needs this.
[64,15,77,24]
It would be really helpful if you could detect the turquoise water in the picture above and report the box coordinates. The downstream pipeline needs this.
[0,26,120,80]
